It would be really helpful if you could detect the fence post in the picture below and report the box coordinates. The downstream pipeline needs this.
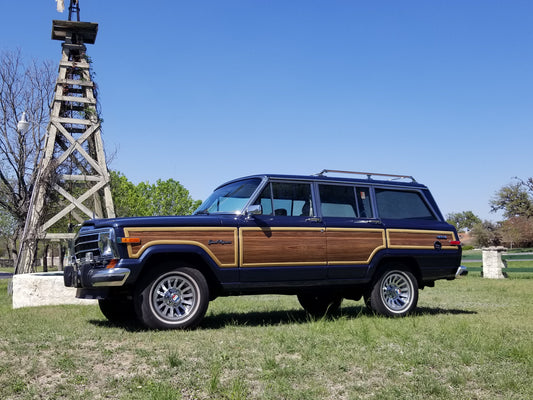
[482,247,508,279]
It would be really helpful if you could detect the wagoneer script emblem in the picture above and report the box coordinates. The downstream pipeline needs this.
[208,240,233,245]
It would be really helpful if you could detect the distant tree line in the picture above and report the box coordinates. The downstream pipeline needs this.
[447,177,533,248]
[109,171,201,217]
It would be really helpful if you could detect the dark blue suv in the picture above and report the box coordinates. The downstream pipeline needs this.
[64,170,465,329]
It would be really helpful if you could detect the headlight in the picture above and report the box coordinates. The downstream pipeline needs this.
[98,230,118,258]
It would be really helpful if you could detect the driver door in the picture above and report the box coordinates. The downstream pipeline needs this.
[239,181,327,282]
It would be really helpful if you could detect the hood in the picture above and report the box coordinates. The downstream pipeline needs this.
[81,214,229,229]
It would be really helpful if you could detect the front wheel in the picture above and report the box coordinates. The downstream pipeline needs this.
[98,297,136,323]
[368,269,418,317]
[135,265,209,329]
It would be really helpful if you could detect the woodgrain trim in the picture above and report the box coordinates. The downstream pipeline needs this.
[326,228,387,265]
[123,227,238,267]
[239,227,327,267]
[387,229,458,250]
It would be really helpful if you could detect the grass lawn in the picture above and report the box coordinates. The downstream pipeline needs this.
[0,274,532,399]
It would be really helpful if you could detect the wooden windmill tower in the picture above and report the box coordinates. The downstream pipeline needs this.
[16,0,115,273]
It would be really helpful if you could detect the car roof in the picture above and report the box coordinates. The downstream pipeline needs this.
[217,172,429,190]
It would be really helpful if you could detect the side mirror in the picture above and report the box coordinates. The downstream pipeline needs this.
[245,204,262,217]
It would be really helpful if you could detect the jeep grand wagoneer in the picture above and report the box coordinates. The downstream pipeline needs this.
[64,170,465,329]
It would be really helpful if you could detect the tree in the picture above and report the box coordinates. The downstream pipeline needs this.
[446,211,481,232]
[490,179,533,219]
[471,220,501,248]
[108,171,141,217]
[0,50,55,262]
[109,171,201,217]
[499,216,533,248]
[0,207,16,259]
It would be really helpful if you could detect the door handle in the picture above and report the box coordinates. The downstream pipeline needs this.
[358,219,382,225]
[305,217,322,223]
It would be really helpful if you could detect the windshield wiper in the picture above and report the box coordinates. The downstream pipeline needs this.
[194,210,210,215]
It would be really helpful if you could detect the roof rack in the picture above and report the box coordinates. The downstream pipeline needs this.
[315,169,417,183]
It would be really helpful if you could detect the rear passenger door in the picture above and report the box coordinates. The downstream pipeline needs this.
[239,180,327,282]
[318,184,387,279]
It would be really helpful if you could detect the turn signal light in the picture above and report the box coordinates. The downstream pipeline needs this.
[120,237,141,244]
[106,259,118,269]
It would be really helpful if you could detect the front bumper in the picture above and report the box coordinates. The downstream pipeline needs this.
[64,262,130,288]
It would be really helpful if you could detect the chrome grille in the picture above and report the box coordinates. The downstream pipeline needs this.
[74,229,109,260]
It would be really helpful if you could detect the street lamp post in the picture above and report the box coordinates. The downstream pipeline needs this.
[17,112,30,133]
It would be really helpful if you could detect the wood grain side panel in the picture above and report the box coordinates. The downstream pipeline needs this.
[327,229,386,264]
[240,228,326,267]
[123,228,238,267]
[387,229,458,249]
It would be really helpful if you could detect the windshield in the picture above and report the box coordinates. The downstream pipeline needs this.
[194,178,262,215]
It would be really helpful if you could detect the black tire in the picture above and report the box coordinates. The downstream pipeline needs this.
[135,265,209,329]
[363,293,372,310]
[368,268,418,317]
[98,298,137,322]
[297,293,342,317]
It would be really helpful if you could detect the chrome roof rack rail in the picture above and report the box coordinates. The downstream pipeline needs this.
[315,169,417,183]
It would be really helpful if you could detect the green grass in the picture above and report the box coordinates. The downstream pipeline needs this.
[1,275,532,399]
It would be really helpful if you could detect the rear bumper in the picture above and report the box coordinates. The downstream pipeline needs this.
[455,265,468,277]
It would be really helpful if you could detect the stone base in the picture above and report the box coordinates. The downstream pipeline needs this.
[482,247,508,279]
[11,272,97,309]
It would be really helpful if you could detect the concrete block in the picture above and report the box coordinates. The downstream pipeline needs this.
[12,272,97,309]
[482,247,508,279]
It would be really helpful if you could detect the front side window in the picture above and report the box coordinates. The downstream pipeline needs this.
[255,182,313,217]
[195,178,262,214]
[375,189,436,220]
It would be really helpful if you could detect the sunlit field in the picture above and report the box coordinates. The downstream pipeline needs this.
[0,271,531,400]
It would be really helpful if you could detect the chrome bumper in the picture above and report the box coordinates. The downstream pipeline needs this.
[89,268,131,287]
[455,265,468,277]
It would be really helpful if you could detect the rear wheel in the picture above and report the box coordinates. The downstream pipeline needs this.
[368,268,418,317]
[297,293,342,317]
[135,264,209,329]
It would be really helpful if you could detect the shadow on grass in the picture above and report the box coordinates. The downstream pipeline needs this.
[88,305,477,331]
[202,304,477,330]
[89,318,148,331]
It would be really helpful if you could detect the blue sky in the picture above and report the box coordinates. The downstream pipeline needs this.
[2,1,532,221]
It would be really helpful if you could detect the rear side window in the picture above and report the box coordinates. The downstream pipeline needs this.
[319,185,374,218]
[375,189,436,220]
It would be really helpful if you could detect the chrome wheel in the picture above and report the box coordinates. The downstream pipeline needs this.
[136,265,209,329]
[151,273,198,323]
[369,268,418,317]
[380,271,414,312]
